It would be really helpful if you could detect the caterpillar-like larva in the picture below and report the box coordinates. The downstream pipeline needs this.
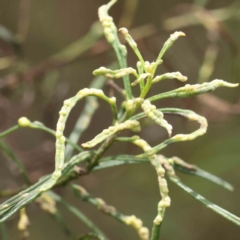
[82,120,141,148]
[93,67,138,79]
[141,100,172,136]
[133,138,170,226]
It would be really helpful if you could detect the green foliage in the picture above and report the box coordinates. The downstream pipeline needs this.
[0,0,239,239]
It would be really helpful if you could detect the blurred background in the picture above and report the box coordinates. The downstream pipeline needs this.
[0,0,240,239]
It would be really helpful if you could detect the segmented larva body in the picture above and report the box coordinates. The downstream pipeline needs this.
[39,88,116,192]
[123,215,149,240]
[78,88,105,98]
[171,112,207,142]
[54,97,78,179]
[93,67,138,79]
[82,120,141,148]
[152,71,187,84]
[133,138,170,225]
[141,100,172,136]
[137,109,208,158]
[98,4,116,43]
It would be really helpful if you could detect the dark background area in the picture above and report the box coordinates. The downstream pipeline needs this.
[0,0,240,239]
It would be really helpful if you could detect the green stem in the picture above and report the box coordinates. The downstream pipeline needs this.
[150,223,162,240]
[70,184,127,223]
[87,134,116,171]
[99,0,132,100]
[0,125,20,138]
[65,75,107,159]
[70,184,149,240]
[49,191,108,240]
[140,76,153,98]
[112,41,132,100]
[30,122,83,153]
[136,61,145,92]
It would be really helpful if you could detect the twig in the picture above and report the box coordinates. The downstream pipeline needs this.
[70,184,149,240]
[99,0,132,100]
[48,191,108,240]
[36,193,73,238]
[65,75,107,159]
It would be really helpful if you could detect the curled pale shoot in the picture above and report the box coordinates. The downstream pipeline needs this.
[152,72,188,84]
[132,138,170,230]
[148,80,239,102]
[98,0,118,44]
[119,27,147,92]
[153,31,185,74]
[119,27,145,67]
[39,88,118,192]
[98,0,132,100]
[93,67,138,79]
[141,100,172,136]
[82,120,141,148]
[136,108,208,158]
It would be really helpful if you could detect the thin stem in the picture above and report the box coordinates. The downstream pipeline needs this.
[0,125,20,138]
[153,31,185,74]
[0,122,82,153]
[119,28,145,68]
[99,0,132,100]
[49,191,108,240]
[70,184,149,240]
[30,121,83,153]
[78,233,105,240]
[0,141,31,185]
[87,134,116,171]
[112,41,132,100]
[136,62,145,92]
[56,134,118,186]
[65,75,107,159]
[150,223,162,240]
[148,80,238,102]
[51,211,73,238]
[140,76,153,99]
